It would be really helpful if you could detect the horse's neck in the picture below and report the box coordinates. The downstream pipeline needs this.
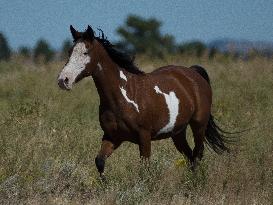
[92,56,121,108]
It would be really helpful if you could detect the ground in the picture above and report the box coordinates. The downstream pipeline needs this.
[0,55,272,204]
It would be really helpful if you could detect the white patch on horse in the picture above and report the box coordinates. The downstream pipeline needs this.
[58,42,91,88]
[120,86,139,112]
[120,70,127,81]
[97,63,103,71]
[154,85,179,134]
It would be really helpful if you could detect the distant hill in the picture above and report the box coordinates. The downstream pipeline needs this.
[208,39,273,57]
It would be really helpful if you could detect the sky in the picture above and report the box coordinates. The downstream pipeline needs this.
[0,0,272,50]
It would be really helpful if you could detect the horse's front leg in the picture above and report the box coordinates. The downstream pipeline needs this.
[138,130,151,163]
[95,139,121,178]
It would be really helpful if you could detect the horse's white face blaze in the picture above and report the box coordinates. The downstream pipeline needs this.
[58,42,91,89]
[120,86,139,112]
[154,85,180,134]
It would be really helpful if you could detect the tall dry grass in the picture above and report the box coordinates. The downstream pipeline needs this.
[0,55,272,204]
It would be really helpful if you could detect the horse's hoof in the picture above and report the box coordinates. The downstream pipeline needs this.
[189,160,198,171]
[95,156,105,173]
[99,173,106,181]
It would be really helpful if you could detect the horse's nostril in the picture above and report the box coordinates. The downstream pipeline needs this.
[58,77,70,90]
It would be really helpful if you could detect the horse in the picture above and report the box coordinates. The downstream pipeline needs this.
[57,25,230,177]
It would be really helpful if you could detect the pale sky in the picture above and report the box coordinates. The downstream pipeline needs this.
[0,0,272,49]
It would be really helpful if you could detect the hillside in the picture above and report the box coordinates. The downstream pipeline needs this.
[208,39,273,56]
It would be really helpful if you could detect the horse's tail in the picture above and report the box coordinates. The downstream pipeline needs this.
[190,65,231,154]
[205,115,231,154]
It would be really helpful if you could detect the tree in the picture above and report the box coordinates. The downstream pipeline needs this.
[208,47,218,59]
[0,32,11,61]
[61,39,72,60]
[116,15,176,57]
[178,41,207,58]
[18,46,31,58]
[33,39,54,63]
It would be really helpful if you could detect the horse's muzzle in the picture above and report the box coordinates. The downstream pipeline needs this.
[58,78,70,90]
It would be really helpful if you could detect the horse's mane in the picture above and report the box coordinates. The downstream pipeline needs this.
[94,30,144,75]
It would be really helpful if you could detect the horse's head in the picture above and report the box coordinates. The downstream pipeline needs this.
[58,25,100,90]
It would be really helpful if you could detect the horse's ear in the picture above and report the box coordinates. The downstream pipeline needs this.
[86,25,95,40]
[70,25,80,41]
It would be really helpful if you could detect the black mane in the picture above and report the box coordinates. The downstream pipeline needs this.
[94,30,144,75]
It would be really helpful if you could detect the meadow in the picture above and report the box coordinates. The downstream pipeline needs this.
[0,55,272,204]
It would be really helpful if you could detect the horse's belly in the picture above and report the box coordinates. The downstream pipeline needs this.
[151,133,170,140]
[151,122,188,140]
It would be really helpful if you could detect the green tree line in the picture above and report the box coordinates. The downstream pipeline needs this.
[0,34,72,63]
[0,14,270,63]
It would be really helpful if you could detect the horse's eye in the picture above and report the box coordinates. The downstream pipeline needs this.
[83,52,88,55]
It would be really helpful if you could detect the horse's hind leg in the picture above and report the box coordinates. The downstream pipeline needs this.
[172,128,194,164]
[190,121,207,163]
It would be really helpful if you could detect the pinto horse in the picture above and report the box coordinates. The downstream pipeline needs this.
[58,25,229,177]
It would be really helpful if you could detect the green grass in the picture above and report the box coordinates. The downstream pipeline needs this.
[0,56,273,204]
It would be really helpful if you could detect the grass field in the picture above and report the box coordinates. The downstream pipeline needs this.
[0,56,273,204]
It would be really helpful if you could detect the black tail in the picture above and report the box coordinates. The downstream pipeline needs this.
[190,65,210,84]
[190,65,232,154]
[205,115,232,154]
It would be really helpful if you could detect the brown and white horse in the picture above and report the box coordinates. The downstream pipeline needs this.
[58,25,230,177]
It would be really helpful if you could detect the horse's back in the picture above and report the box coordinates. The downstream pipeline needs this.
[150,65,210,91]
